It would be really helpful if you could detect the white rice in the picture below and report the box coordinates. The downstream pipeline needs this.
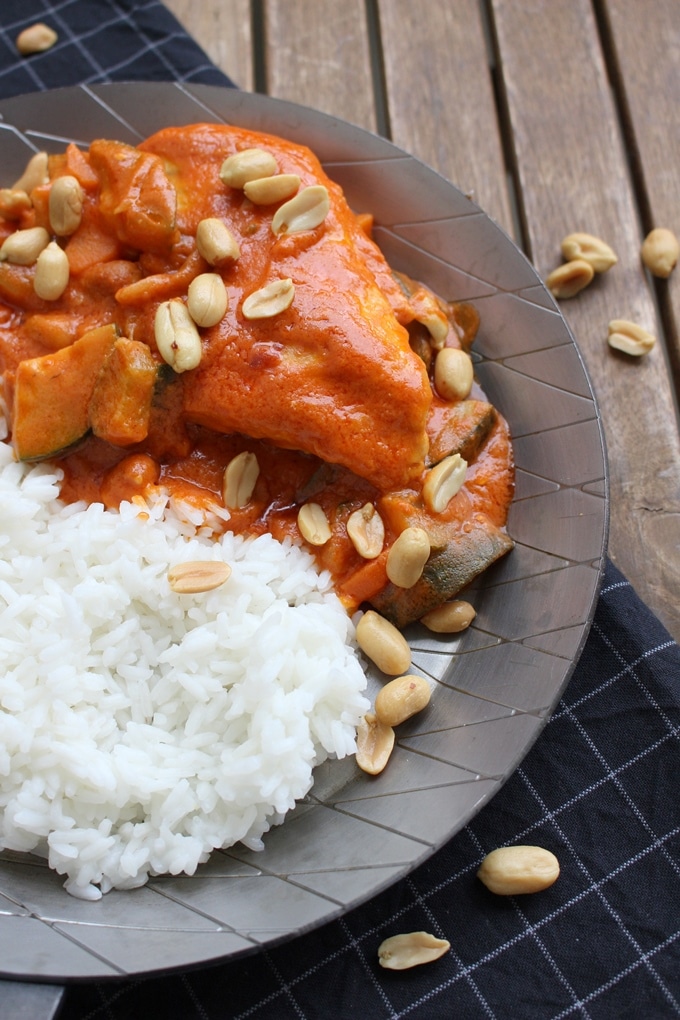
[0,427,368,900]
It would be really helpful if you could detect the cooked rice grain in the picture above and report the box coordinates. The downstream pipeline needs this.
[0,439,368,899]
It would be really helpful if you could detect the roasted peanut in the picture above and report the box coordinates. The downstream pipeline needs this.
[347,502,385,559]
[243,173,301,205]
[477,845,560,895]
[641,227,679,278]
[607,319,656,357]
[187,272,228,328]
[386,526,430,587]
[414,294,450,349]
[560,232,618,273]
[297,502,332,546]
[219,148,278,188]
[16,23,58,55]
[242,278,295,319]
[195,218,240,266]
[423,453,467,513]
[154,298,203,372]
[355,712,395,774]
[378,931,450,970]
[434,347,474,401]
[420,600,476,633]
[546,258,594,298]
[271,185,330,235]
[48,175,83,236]
[223,451,259,509]
[168,560,232,594]
[0,225,50,265]
[374,674,431,727]
[0,188,32,220]
[355,610,411,675]
[12,151,49,193]
[33,241,69,300]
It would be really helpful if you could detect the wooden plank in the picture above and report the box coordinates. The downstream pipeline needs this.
[162,0,254,91]
[600,0,680,381]
[491,0,680,639]
[261,0,377,131]
[378,0,513,236]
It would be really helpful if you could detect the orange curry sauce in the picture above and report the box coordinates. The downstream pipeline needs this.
[0,124,514,620]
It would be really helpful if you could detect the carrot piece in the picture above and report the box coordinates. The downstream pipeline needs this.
[22,313,80,351]
[337,551,389,607]
[115,250,206,306]
[65,206,120,275]
[356,212,374,238]
[64,143,99,190]
[0,262,46,311]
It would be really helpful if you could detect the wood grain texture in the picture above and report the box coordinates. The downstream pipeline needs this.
[163,0,254,90]
[378,0,514,236]
[491,0,680,639]
[261,0,377,131]
[159,0,679,637]
[601,0,680,383]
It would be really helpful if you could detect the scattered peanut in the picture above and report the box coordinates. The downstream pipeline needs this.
[223,451,259,509]
[16,23,58,55]
[219,148,278,188]
[640,227,679,279]
[546,258,594,299]
[560,232,618,273]
[477,845,560,895]
[355,610,411,675]
[420,600,476,633]
[243,173,301,205]
[187,272,228,328]
[386,526,430,588]
[0,188,32,220]
[48,174,84,236]
[168,560,232,594]
[607,318,656,357]
[414,295,450,349]
[374,674,431,727]
[195,218,240,266]
[434,347,474,401]
[297,502,332,546]
[242,278,295,319]
[154,298,203,372]
[378,931,450,970]
[347,502,385,559]
[33,241,69,300]
[271,185,330,235]
[12,151,49,193]
[0,225,50,265]
[355,712,395,774]
[423,453,467,513]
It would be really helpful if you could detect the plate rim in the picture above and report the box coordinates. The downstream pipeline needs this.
[0,81,609,983]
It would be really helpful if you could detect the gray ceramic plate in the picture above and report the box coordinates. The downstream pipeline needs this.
[0,83,607,983]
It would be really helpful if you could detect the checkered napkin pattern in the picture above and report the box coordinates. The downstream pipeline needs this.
[1,2,679,1017]
[0,0,235,95]
[57,560,680,1020]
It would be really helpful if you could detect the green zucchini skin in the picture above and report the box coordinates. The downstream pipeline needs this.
[369,516,514,629]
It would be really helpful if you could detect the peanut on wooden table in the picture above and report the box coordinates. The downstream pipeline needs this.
[164,0,680,641]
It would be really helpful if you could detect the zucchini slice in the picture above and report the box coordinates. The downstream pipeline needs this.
[89,337,158,446]
[369,515,513,628]
[11,323,117,461]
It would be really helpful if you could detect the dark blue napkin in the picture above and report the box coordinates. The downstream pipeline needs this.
[1,2,678,1018]
[0,0,234,95]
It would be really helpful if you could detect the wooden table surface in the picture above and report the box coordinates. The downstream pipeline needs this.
[165,0,680,641]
